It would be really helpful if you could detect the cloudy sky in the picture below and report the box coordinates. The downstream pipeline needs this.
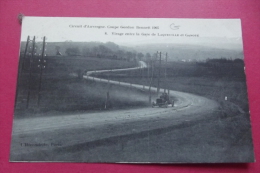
[21,17,243,49]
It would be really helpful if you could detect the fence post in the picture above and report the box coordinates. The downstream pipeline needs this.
[105,91,110,109]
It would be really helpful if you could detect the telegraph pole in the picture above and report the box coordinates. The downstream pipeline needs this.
[157,51,161,95]
[26,36,36,109]
[147,60,150,79]
[105,62,112,109]
[142,63,145,89]
[148,59,154,104]
[15,36,30,105]
[37,36,46,107]
[20,36,30,75]
[164,53,167,93]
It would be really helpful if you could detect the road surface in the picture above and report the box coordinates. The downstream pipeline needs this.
[10,61,220,162]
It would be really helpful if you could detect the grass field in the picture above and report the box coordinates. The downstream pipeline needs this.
[98,60,249,117]
[89,60,253,162]
[13,56,254,162]
[15,56,142,115]
[38,78,151,111]
[20,56,137,77]
[16,56,249,119]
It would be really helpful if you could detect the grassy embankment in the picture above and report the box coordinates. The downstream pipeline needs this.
[90,60,254,162]
[13,57,254,162]
[98,60,249,116]
[15,56,152,116]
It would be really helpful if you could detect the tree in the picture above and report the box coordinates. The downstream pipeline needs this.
[105,42,119,51]
[98,45,112,55]
[233,58,244,64]
[55,46,62,56]
[137,52,144,60]
[65,47,80,56]
[116,50,125,60]
[82,47,91,56]
[92,46,100,57]
[145,53,151,61]
[152,53,157,60]
[126,51,133,62]
[132,52,137,60]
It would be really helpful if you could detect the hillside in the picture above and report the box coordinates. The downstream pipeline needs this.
[19,41,243,62]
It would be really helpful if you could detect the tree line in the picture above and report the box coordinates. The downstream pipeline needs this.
[65,42,153,62]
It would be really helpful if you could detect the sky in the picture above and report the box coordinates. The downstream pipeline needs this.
[21,17,244,50]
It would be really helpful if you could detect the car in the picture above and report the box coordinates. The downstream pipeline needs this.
[152,93,174,108]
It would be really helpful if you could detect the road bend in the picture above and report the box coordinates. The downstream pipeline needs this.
[11,61,219,159]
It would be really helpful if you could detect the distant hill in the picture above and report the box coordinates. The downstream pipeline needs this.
[132,43,244,61]
[19,41,123,56]
[19,41,244,61]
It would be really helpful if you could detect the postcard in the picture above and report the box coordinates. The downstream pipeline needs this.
[10,17,254,163]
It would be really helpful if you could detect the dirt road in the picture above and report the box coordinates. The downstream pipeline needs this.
[10,61,221,162]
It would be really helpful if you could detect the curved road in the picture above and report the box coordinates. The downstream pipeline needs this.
[11,61,219,160]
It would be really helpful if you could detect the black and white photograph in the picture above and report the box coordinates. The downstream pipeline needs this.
[10,17,254,163]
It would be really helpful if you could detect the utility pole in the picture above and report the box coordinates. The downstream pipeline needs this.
[147,60,150,80]
[20,36,30,75]
[164,53,167,93]
[157,51,161,95]
[141,63,145,89]
[37,36,46,107]
[15,36,30,106]
[26,36,36,109]
[148,59,154,104]
[105,62,112,109]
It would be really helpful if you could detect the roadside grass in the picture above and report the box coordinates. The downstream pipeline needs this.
[12,58,254,162]
[38,78,152,112]
[72,112,253,163]
[16,57,250,120]
[12,105,254,162]
[102,61,249,117]
[108,76,248,118]
[66,61,253,160]
[15,77,155,117]
[45,56,137,74]
[15,56,143,116]
[20,56,137,78]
